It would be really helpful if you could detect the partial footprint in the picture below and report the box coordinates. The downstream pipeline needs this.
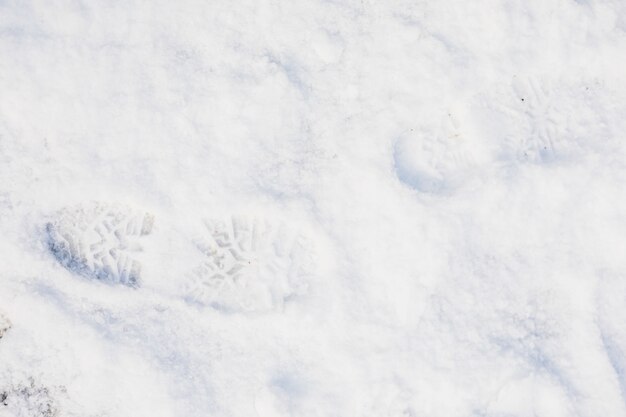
[393,110,482,194]
[471,76,603,165]
[501,77,565,163]
[45,202,154,287]
[184,215,314,313]
[0,313,10,340]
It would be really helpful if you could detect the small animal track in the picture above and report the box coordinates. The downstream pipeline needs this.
[0,378,60,417]
[46,202,154,287]
[0,313,10,340]
[185,216,313,313]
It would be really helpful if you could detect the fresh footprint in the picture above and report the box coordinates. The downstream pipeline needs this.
[46,202,154,287]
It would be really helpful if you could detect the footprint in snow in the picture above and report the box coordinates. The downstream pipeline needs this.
[184,215,315,313]
[393,111,478,194]
[44,202,318,312]
[470,76,605,166]
[45,202,154,288]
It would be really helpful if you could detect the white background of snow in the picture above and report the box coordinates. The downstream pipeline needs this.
[1,0,626,416]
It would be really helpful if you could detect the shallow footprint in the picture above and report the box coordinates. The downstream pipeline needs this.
[469,76,605,166]
[184,215,314,313]
[45,202,154,288]
[393,110,481,194]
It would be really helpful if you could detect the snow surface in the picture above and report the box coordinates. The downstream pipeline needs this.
[1,1,626,416]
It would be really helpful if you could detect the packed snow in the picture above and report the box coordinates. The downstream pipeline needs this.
[1,1,626,416]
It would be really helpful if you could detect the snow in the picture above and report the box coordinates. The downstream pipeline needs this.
[1,0,626,416]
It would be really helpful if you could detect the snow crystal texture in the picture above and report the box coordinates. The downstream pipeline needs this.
[1,1,626,416]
